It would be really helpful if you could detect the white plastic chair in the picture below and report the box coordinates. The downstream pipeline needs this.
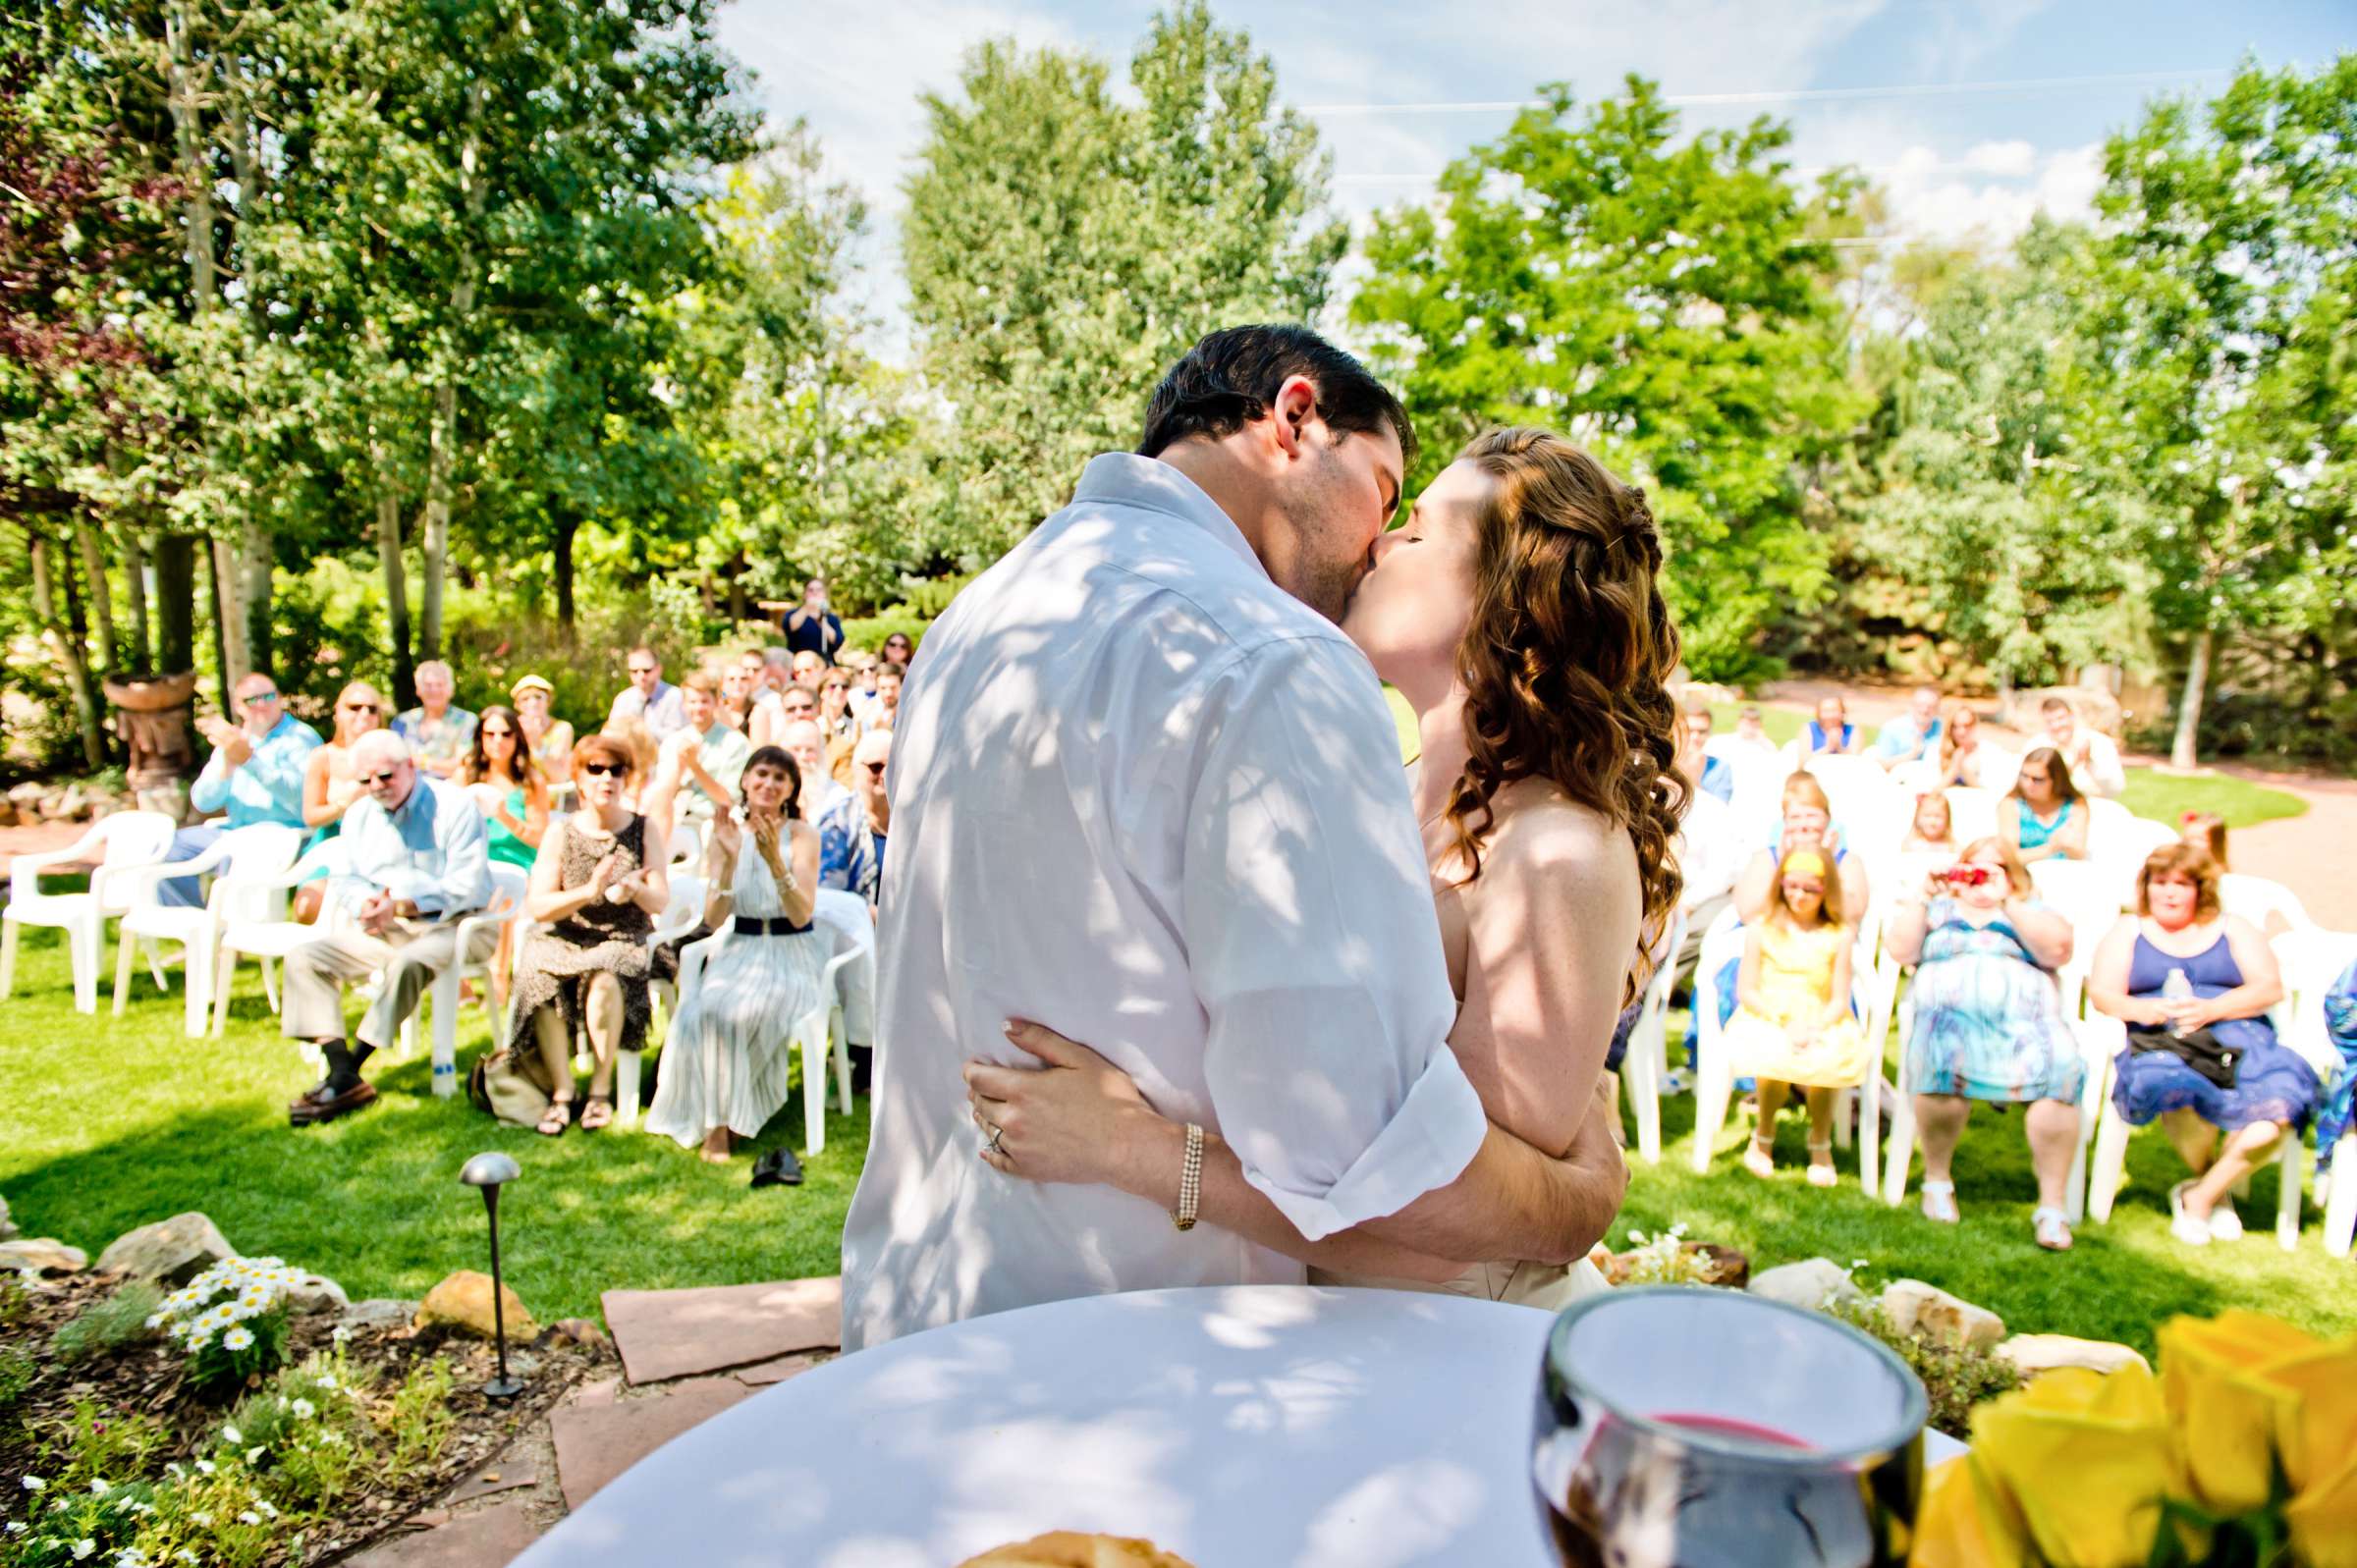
[1943,786,2000,846]
[1,811,178,1014]
[110,824,302,1037]
[412,865,532,1098]
[211,838,352,1037]
[1617,905,1687,1164]
[2220,874,2315,937]
[2086,803,2175,881]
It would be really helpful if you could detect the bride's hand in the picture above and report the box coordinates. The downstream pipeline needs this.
[964,1020,1167,1189]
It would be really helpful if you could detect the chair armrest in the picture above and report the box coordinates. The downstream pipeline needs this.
[9,835,101,898]
[114,840,235,899]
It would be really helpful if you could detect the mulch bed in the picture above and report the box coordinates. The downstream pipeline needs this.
[0,1271,615,1565]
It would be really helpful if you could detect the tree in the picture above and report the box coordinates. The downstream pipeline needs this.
[2083,56,2357,768]
[904,2,1344,555]
[1853,224,2152,695]
[1348,77,1863,679]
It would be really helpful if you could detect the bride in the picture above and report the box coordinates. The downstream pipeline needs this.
[965,426,1685,1305]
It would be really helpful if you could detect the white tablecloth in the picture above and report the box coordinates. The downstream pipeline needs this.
[516,1284,1564,1567]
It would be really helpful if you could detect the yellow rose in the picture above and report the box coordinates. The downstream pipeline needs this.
[2157,1311,2321,1514]
[2247,1337,2357,1496]
[1969,1365,2182,1567]
[1910,1454,2028,1568]
[2287,1450,2357,1568]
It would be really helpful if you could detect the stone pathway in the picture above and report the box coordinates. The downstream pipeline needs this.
[353,1274,843,1567]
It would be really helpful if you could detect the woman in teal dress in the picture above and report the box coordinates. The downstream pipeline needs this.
[461,705,550,1009]
[1888,835,2085,1250]
[2001,745,2088,863]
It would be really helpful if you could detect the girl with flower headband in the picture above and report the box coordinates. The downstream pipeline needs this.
[1724,844,1870,1185]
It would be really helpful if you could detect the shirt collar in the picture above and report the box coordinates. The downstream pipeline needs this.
[386,777,433,825]
[1072,453,1267,579]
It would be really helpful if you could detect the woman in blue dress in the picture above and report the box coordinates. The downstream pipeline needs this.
[2088,843,2317,1247]
[1888,837,2083,1249]
[2000,746,2089,863]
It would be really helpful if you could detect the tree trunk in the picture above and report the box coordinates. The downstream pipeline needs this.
[29,531,106,770]
[154,533,196,674]
[121,519,152,675]
[377,486,416,709]
[75,521,119,673]
[553,506,578,630]
[210,534,250,694]
[2169,624,2214,771]
[240,514,272,678]
[419,80,488,664]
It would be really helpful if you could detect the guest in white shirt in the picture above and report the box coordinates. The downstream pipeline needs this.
[670,676,750,826]
[607,646,688,738]
[2040,695,2126,799]
[840,326,1627,1350]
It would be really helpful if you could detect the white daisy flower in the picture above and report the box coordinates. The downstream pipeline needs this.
[291,1398,316,1420]
[246,1446,263,1464]
[21,1475,44,1491]
[186,1332,211,1353]
[193,1460,215,1477]
[88,1478,107,1495]
[330,1326,351,1345]
[223,1327,255,1352]
[73,1541,95,1561]
[237,1511,259,1526]
[220,1425,243,1445]
[256,1500,278,1519]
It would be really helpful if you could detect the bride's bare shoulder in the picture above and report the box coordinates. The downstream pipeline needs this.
[1474,781,1639,892]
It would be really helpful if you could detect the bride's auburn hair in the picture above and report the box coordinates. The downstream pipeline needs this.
[1443,427,1686,1004]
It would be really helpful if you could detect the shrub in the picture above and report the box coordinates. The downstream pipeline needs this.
[1827,1300,2020,1439]
[0,1344,33,1410]
[840,609,929,656]
[51,1283,163,1363]
[381,1357,458,1479]
[148,1258,304,1402]
[45,1400,168,1489]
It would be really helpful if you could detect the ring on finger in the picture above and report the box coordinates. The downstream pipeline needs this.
[983,1124,1006,1157]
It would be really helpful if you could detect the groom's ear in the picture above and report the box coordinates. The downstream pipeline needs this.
[1268,374,1320,461]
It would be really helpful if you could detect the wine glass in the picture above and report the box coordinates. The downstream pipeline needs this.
[1532,1286,1929,1568]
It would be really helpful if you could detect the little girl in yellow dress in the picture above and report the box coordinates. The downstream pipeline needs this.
[1725,846,1869,1186]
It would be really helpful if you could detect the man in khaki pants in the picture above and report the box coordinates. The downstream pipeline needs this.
[283,730,494,1126]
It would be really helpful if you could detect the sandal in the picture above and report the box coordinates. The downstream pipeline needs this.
[579,1094,615,1133]
[1919,1180,1959,1223]
[1742,1134,1777,1180]
[536,1099,574,1138]
[1806,1140,1837,1189]
[2033,1207,2074,1251]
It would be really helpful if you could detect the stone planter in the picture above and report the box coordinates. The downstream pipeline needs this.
[103,671,199,823]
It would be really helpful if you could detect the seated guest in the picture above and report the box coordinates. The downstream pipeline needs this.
[510,675,575,777]
[760,646,795,697]
[646,747,826,1162]
[1935,703,1992,787]
[1670,778,1739,994]
[601,715,661,794]
[719,692,751,733]
[792,649,828,687]
[2320,956,2357,1188]
[816,668,857,744]
[785,577,844,664]
[2001,746,2089,863]
[2088,844,2317,1246]
[2041,695,2126,799]
[608,645,688,738]
[1901,790,1956,858]
[818,730,890,909]
[160,672,321,906]
[779,718,850,823]
[393,659,477,779]
[881,630,914,673]
[1874,686,1945,771]
[506,734,671,1136]
[281,731,493,1126]
[294,681,385,923]
[1674,697,1732,806]
[1887,837,2082,1248]
[1805,694,1856,757]
[1722,703,1778,757]
[750,676,819,749]
[2180,810,2228,865]
[864,666,904,732]
[459,704,549,1011]
[1725,846,1868,1185]
[1736,772,1871,920]
[670,675,750,827]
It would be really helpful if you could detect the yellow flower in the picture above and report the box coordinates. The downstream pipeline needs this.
[1909,1454,2028,1568]
[1968,1365,2182,1567]
[2287,1450,2357,1568]
[2157,1311,2318,1513]
[2244,1336,2357,1496]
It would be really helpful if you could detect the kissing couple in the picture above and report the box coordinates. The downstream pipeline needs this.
[841,324,1686,1349]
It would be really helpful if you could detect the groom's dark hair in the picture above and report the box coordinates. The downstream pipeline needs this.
[1137,324,1416,470]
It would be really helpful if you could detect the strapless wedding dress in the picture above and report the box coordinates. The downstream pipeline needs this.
[1309,1255,1610,1308]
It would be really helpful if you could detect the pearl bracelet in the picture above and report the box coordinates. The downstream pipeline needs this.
[1172,1122,1204,1232]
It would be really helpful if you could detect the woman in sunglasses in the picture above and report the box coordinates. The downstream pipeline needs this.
[646,746,827,1163]
[1887,836,2082,1248]
[503,734,672,1135]
[292,681,387,922]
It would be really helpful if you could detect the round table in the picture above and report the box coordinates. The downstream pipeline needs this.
[516,1284,1564,1566]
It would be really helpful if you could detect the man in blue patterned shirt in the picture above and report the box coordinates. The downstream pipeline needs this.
[817,730,890,910]
[158,673,321,906]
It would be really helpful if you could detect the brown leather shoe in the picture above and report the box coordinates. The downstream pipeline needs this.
[290,1082,378,1127]
[288,1080,340,1113]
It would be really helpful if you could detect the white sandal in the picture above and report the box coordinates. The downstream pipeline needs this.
[2033,1207,2073,1251]
[1919,1180,1959,1223]
[1742,1134,1777,1179]
[1805,1140,1837,1189]
[2168,1180,2212,1247]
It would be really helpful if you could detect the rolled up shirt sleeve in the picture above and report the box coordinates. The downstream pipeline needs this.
[1179,636,1488,1243]
[189,750,236,817]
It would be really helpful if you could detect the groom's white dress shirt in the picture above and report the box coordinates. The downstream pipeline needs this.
[839,453,1489,1350]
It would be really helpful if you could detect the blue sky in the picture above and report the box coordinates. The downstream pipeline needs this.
[718,0,2354,337]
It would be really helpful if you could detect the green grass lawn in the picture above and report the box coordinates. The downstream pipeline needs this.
[4,925,2349,1351]
[0,928,861,1325]
[2120,767,2310,831]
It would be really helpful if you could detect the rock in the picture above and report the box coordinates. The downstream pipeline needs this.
[53,784,88,821]
[94,1212,236,1287]
[0,1238,87,1275]
[1747,1259,1867,1312]
[547,1318,610,1348]
[286,1272,349,1316]
[337,1298,419,1335]
[1998,1334,2150,1379]
[0,1193,16,1241]
[6,781,44,807]
[1881,1279,2005,1350]
[0,799,15,827]
[416,1271,537,1342]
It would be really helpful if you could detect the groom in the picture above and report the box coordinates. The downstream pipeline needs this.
[839,325,1625,1350]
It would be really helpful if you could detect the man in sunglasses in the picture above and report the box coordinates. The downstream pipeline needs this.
[817,730,890,911]
[160,673,323,907]
[279,731,494,1126]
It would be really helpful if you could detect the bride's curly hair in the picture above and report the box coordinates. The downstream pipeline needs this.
[1442,427,1686,1005]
